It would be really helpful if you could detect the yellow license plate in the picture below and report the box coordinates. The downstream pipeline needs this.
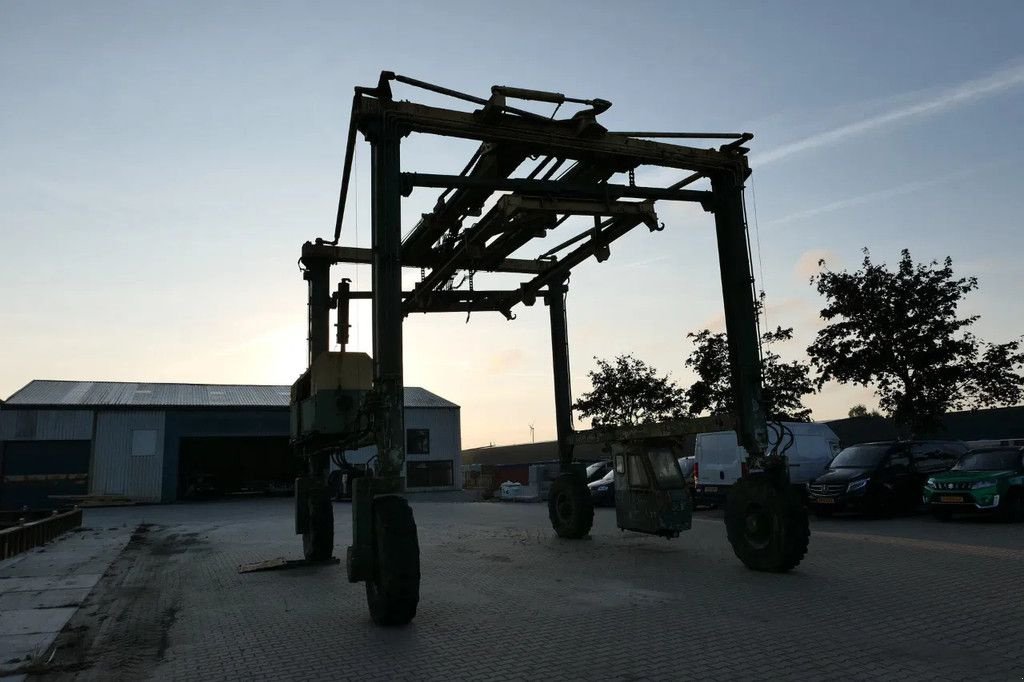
[939,495,964,503]
[817,497,835,504]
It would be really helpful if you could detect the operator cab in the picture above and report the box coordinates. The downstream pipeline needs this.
[613,446,692,538]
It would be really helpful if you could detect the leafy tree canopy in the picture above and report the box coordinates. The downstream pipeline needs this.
[685,317,816,422]
[573,354,687,428]
[808,248,1024,433]
[848,404,882,418]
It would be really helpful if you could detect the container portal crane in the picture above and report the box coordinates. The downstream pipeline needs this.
[289,72,809,626]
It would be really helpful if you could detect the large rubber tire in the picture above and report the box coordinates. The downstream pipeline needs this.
[302,488,334,561]
[547,473,594,539]
[725,476,809,573]
[366,495,420,627]
[998,489,1023,523]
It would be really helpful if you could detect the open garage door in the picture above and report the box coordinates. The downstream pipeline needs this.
[0,440,90,510]
[178,436,295,499]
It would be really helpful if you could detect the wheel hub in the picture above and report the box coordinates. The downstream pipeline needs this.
[743,503,772,550]
[556,491,573,521]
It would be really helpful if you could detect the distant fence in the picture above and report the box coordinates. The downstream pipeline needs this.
[0,508,82,560]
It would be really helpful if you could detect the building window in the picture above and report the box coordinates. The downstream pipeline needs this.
[131,429,158,457]
[407,460,453,488]
[407,429,430,455]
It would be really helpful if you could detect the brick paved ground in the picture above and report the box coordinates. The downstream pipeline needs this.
[28,498,1024,681]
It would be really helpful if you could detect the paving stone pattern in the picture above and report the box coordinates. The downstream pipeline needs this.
[34,499,1024,681]
[0,525,132,676]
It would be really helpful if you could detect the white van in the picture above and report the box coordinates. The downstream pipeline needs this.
[694,422,841,506]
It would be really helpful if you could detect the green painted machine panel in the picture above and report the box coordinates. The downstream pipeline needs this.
[290,388,366,439]
[615,486,691,537]
[611,448,692,538]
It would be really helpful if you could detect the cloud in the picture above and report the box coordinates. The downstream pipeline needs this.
[611,254,672,270]
[486,347,526,374]
[794,249,840,279]
[755,60,1024,166]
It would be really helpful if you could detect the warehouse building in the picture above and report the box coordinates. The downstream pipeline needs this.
[0,380,461,509]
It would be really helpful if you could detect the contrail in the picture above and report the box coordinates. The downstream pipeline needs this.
[756,60,1024,165]
[762,162,1003,228]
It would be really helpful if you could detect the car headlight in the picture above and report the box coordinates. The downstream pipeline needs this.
[847,479,868,492]
[971,480,998,489]
[596,486,609,492]
[925,478,936,488]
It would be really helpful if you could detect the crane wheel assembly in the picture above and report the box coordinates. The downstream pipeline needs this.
[724,475,809,572]
[547,472,595,539]
[365,495,420,626]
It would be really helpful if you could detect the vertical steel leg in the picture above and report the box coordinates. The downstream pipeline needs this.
[709,172,769,462]
[348,118,420,627]
[369,121,406,482]
[304,257,332,367]
[546,282,575,471]
[545,282,593,539]
[299,255,334,560]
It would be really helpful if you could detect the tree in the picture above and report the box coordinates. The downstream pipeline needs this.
[848,404,882,418]
[808,248,1024,433]
[573,354,688,428]
[684,320,816,422]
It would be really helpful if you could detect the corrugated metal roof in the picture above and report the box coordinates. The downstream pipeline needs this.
[3,380,458,409]
[403,386,459,409]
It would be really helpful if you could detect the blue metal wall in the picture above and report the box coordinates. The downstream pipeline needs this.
[162,409,289,501]
[91,411,165,500]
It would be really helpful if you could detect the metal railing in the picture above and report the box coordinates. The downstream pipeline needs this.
[0,508,82,560]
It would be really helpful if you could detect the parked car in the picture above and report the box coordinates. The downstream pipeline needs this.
[923,447,1024,521]
[588,469,615,507]
[694,422,841,507]
[807,440,967,516]
[585,460,613,483]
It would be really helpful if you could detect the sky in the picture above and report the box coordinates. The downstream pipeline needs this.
[2,1,1023,448]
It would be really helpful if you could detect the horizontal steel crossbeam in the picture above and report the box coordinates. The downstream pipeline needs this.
[300,243,547,275]
[402,173,713,205]
[355,96,750,176]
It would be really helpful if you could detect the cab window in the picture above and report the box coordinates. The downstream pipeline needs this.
[627,455,649,487]
[648,450,685,488]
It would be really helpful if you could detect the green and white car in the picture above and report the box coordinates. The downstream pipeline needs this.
[923,447,1024,521]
